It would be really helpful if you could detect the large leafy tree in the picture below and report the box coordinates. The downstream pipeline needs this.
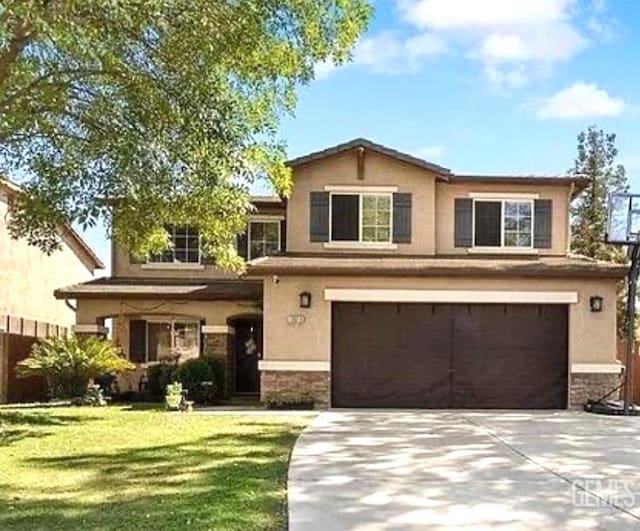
[570,126,629,337]
[0,1,371,269]
[570,125,628,262]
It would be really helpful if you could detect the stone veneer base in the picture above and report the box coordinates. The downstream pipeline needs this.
[260,370,622,410]
[261,370,330,408]
[570,372,622,409]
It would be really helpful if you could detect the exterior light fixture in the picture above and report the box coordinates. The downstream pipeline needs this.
[590,295,604,313]
[299,291,312,309]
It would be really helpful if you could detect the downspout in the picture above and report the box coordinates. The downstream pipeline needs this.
[65,298,77,313]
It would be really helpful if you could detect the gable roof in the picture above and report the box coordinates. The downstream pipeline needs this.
[0,178,104,272]
[287,138,589,194]
[287,138,452,176]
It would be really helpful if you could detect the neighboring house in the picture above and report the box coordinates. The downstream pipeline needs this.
[55,139,627,409]
[0,179,103,403]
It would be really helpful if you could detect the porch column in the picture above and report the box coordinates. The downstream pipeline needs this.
[202,325,235,398]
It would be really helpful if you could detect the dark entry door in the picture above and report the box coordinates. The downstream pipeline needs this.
[331,302,568,409]
[234,320,262,394]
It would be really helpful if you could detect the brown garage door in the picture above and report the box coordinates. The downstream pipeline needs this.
[331,303,568,409]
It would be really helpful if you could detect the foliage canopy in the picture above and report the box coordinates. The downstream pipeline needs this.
[0,1,371,269]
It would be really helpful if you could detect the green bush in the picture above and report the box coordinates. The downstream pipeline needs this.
[146,357,226,404]
[174,358,217,405]
[264,391,315,410]
[206,357,226,399]
[16,335,134,399]
[147,362,177,401]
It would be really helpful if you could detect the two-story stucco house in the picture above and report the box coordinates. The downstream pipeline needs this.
[0,179,103,403]
[56,139,627,409]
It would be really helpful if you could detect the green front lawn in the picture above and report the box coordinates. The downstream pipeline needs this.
[0,406,309,531]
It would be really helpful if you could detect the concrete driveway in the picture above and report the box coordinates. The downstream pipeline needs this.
[288,410,640,530]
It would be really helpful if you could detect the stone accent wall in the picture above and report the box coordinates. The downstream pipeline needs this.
[261,370,330,408]
[203,332,234,398]
[570,372,622,408]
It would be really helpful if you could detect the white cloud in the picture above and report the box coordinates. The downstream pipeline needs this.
[537,82,625,120]
[398,0,575,30]
[416,145,447,160]
[395,0,591,87]
[314,60,338,80]
[352,30,446,73]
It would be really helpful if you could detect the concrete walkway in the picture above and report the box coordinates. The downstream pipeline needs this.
[288,410,640,530]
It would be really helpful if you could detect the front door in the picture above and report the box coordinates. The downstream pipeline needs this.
[234,319,262,394]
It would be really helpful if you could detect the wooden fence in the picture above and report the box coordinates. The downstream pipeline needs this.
[7,334,46,403]
[616,340,640,404]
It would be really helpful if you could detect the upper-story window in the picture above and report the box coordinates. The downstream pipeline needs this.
[330,193,392,243]
[248,221,281,260]
[474,199,533,248]
[149,225,201,264]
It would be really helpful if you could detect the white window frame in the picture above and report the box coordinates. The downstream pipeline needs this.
[248,220,282,261]
[328,192,394,245]
[144,318,200,363]
[472,198,534,250]
[147,225,202,265]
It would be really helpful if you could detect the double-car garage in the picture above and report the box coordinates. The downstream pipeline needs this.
[331,302,569,409]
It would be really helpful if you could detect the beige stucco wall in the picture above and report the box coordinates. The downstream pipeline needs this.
[262,275,618,367]
[287,151,439,255]
[0,190,95,328]
[76,298,259,328]
[112,206,285,279]
[436,182,571,256]
[112,243,238,280]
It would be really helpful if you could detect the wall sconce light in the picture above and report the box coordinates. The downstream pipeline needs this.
[299,291,312,309]
[590,295,603,312]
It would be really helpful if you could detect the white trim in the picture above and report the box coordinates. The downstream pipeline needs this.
[324,289,579,304]
[329,191,393,245]
[141,263,205,271]
[202,325,235,335]
[324,185,398,193]
[472,198,534,250]
[72,324,109,335]
[571,363,623,374]
[323,242,398,250]
[469,192,540,199]
[258,360,330,372]
[249,214,285,222]
[467,247,539,255]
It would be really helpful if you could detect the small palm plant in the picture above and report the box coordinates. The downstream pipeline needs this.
[16,335,134,399]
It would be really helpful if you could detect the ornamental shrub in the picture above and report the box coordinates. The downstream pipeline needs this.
[16,335,133,399]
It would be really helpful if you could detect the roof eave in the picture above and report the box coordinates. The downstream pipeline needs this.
[246,264,627,280]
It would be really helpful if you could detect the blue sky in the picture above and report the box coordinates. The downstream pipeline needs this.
[84,0,640,270]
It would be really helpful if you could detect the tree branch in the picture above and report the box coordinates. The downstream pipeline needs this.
[0,18,33,89]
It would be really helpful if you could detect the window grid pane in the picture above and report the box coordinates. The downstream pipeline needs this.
[149,225,200,263]
[249,221,280,259]
[362,194,391,243]
[503,201,532,247]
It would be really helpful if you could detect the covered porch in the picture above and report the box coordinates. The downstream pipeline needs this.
[54,277,264,399]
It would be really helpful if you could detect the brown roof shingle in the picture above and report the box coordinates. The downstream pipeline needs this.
[246,255,627,279]
[55,277,261,300]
